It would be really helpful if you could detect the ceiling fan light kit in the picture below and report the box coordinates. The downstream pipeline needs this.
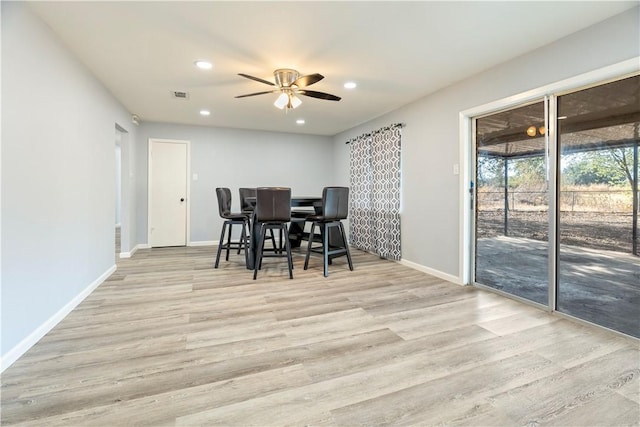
[274,92,302,110]
[274,92,289,109]
[236,68,341,110]
[289,94,302,109]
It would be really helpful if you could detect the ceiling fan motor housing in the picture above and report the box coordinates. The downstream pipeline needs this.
[274,69,300,88]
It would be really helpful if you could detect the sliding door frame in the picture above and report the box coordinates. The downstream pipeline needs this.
[469,97,552,310]
[547,95,559,311]
[459,58,639,315]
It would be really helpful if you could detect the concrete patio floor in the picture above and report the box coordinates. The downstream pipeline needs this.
[476,236,639,338]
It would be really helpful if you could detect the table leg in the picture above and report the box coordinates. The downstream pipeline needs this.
[248,212,258,269]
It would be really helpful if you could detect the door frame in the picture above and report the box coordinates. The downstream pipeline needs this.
[459,57,639,292]
[147,138,191,247]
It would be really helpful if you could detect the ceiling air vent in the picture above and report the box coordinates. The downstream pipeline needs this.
[171,90,189,100]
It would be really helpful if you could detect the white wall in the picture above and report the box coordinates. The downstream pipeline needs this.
[135,123,334,245]
[333,6,640,282]
[1,2,136,368]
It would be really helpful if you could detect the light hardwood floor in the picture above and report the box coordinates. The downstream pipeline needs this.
[2,245,639,426]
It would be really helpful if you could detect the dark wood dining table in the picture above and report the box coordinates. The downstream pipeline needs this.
[245,196,322,269]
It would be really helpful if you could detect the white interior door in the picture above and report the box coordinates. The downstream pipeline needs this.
[148,139,189,247]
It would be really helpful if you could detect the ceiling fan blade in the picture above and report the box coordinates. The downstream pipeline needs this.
[293,73,324,88]
[235,90,278,98]
[238,73,275,86]
[298,90,341,101]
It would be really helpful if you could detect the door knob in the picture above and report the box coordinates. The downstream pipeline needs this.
[180,198,185,202]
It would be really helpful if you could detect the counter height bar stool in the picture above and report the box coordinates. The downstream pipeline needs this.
[214,187,249,268]
[253,187,293,280]
[304,186,354,277]
[239,187,278,252]
[239,187,257,215]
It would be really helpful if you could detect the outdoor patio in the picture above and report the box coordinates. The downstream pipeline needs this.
[476,235,639,338]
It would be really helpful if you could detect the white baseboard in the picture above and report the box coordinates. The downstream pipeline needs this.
[119,245,138,258]
[1,264,117,372]
[120,243,148,258]
[189,240,216,247]
[399,259,462,285]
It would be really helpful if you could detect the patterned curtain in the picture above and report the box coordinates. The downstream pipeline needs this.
[349,124,402,260]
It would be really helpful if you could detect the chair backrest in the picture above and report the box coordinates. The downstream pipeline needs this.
[322,186,349,220]
[239,187,257,212]
[256,187,291,222]
[216,187,232,218]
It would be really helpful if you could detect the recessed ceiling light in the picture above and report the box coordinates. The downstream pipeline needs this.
[296,119,305,125]
[200,109,211,116]
[195,60,213,70]
[344,82,357,89]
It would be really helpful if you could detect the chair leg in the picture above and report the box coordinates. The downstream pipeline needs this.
[339,221,354,271]
[259,224,267,270]
[283,223,293,279]
[214,221,228,268]
[237,222,243,255]
[328,224,333,265]
[241,221,249,267]
[253,223,266,280]
[258,228,265,270]
[318,225,333,265]
[304,222,316,270]
[225,223,233,261]
[323,223,329,277]
[269,229,277,252]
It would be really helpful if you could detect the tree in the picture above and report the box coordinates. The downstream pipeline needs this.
[610,147,635,189]
[509,156,546,189]
[562,148,633,188]
[477,156,504,188]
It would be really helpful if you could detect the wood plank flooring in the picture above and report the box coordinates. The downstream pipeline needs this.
[1,245,639,426]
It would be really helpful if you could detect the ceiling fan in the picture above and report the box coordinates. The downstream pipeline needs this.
[235,69,341,110]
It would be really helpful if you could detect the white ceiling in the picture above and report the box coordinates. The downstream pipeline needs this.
[29,1,637,136]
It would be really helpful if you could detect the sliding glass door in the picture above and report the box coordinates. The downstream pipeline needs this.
[474,101,549,306]
[473,74,640,338]
[557,76,640,338]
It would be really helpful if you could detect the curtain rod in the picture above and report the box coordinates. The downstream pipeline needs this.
[345,123,405,144]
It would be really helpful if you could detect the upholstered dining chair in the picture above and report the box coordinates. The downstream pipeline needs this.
[239,187,257,214]
[304,186,354,277]
[253,187,293,280]
[214,187,249,268]
[239,187,277,252]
